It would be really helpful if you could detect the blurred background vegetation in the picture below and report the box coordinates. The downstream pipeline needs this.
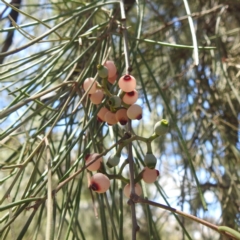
[0,0,239,239]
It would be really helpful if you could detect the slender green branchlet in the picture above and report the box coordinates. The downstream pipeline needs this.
[218,226,240,239]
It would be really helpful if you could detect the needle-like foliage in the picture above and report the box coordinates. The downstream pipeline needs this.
[0,1,240,240]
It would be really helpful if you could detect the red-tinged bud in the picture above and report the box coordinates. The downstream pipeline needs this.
[90,173,110,193]
[115,108,128,125]
[118,75,136,92]
[122,89,138,105]
[127,104,142,120]
[142,167,159,183]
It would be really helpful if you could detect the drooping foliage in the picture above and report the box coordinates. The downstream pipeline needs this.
[0,1,239,239]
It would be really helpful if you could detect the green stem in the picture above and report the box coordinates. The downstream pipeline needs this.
[102,78,113,97]
[218,226,240,240]
[146,142,152,154]
[107,174,129,183]
[118,159,129,175]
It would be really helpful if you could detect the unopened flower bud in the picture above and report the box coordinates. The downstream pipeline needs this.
[90,173,110,193]
[97,64,108,78]
[106,154,120,168]
[142,167,159,183]
[144,153,157,169]
[108,96,121,108]
[154,119,169,136]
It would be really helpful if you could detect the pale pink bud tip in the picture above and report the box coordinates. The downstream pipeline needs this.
[85,153,102,171]
[104,111,118,126]
[83,77,97,94]
[90,90,104,105]
[104,60,117,78]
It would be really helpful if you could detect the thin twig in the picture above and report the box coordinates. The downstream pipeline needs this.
[119,1,138,239]
[145,3,225,37]
[132,195,239,240]
[0,81,76,120]
[45,137,53,240]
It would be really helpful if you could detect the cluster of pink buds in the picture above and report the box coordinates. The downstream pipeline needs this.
[82,60,169,196]
[82,60,142,126]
